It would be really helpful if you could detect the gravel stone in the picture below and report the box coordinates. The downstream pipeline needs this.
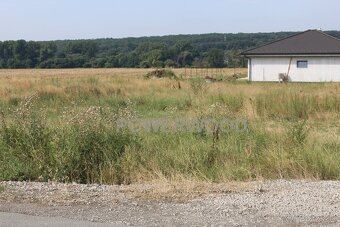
[0,180,339,226]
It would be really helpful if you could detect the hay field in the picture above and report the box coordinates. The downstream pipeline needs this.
[0,68,339,184]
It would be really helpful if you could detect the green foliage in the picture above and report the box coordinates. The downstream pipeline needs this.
[4,31,339,68]
[205,48,224,68]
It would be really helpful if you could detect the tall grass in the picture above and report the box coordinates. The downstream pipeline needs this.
[1,96,340,183]
[0,69,339,184]
[0,96,139,184]
[255,91,340,119]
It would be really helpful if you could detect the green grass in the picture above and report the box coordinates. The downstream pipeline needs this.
[1,96,340,184]
[0,71,339,184]
[255,90,340,119]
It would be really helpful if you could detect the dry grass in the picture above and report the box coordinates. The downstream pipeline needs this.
[118,179,259,202]
[0,68,339,184]
[0,68,246,100]
[0,67,246,80]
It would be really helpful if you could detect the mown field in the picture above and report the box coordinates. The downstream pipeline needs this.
[0,68,339,184]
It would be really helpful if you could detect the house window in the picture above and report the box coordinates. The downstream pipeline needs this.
[297,60,308,68]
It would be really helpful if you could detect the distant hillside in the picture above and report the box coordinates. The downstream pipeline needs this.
[1,31,340,69]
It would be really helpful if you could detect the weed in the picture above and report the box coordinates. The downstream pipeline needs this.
[287,120,309,146]
[189,78,207,95]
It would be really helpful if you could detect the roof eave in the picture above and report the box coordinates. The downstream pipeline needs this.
[242,53,340,57]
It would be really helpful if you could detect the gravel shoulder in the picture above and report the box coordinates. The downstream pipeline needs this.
[0,180,340,226]
[0,212,115,227]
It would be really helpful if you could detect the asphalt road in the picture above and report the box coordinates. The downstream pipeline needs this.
[0,212,116,227]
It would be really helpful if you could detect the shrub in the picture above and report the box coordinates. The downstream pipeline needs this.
[144,69,177,79]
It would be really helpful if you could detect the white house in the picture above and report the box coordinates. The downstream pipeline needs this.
[242,30,340,82]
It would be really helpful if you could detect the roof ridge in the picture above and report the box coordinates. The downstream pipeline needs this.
[241,30,340,56]
[241,30,310,55]
[316,30,340,42]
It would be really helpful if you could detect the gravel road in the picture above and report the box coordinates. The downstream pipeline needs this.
[0,180,339,226]
[0,212,114,227]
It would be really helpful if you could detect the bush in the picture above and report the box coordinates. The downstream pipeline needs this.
[144,69,177,79]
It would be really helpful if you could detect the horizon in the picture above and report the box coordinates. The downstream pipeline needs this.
[0,29,337,43]
[1,0,340,41]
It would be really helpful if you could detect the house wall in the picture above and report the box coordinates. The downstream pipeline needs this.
[249,56,340,82]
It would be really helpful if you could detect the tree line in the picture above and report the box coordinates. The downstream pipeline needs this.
[1,31,339,69]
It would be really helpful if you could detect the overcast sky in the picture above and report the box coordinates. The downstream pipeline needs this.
[1,0,339,41]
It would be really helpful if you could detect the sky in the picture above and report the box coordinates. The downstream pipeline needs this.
[1,0,340,41]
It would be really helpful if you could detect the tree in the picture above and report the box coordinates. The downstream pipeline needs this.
[0,59,4,68]
[83,41,98,58]
[40,42,57,62]
[0,42,4,59]
[225,50,241,68]
[26,41,41,67]
[14,40,27,61]
[205,48,225,68]
[0,31,339,69]
[105,56,119,68]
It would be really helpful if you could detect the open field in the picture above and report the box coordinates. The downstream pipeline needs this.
[0,68,339,184]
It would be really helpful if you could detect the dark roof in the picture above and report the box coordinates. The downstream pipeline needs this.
[242,30,340,56]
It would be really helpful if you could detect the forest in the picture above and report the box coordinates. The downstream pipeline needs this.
[1,31,339,69]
